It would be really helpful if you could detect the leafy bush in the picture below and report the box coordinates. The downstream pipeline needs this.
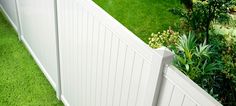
[172,33,236,105]
[210,26,236,74]
[208,30,236,105]
[173,33,219,80]
[148,31,236,105]
[170,0,235,42]
[148,29,179,49]
[149,0,236,104]
[213,72,236,105]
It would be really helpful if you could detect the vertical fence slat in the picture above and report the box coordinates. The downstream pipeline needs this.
[87,12,94,106]
[69,1,76,105]
[127,55,144,106]
[119,48,135,106]
[93,21,101,106]
[77,3,83,106]
[169,87,185,106]
[95,25,106,106]
[91,17,100,106]
[106,35,119,106]
[81,7,87,106]
[100,29,113,106]
[63,0,69,102]
[136,61,152,106]
[85,9,89,106]
[112,42,127,106]
[72,2,78,105]
[156,78,175,106]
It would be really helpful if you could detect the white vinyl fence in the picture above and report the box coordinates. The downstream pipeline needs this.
[158,66,222,106]
[0,0,61,98]
[0,0,222,106]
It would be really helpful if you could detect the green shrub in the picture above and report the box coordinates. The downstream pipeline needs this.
[172,33,233,103]
[213,72,236,105]
[148,30,236,105]
[170,0,235,42]
[210,27,236,73]
[208,29,236,105]
[173,33,219,80]
[148,29,179,49]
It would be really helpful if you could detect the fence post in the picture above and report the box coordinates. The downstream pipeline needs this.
[53,0,62,100]
[144,47,174,106]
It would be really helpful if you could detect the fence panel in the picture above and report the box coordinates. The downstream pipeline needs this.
[57,0,160,106]
[157,66,222,106]
[16,0,61,97]
[57,0,222,106]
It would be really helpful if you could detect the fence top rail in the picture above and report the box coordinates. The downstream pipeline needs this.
[164,65,222,106]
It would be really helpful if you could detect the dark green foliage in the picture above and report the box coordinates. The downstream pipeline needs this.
[0,10,63,105]
[209,30,236,105]
[170,0,235,42]
[173,33,219,80]
[169,1,236,104]
[210,27,236,74]
[172,32,236,105]
[180,0,193,10]
[212,72,236,105]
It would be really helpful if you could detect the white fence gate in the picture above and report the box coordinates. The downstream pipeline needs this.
[0,0,222,105]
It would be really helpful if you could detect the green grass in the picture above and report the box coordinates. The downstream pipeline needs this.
[93,0,182,43]
[0,11,63,105]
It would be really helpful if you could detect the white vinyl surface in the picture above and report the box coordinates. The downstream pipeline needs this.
[158,66,222,106]
[57,0,156,105]
[16,0,60,94]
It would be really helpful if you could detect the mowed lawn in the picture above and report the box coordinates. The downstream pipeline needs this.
[0,11,63,105]
[93,0,182,43]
